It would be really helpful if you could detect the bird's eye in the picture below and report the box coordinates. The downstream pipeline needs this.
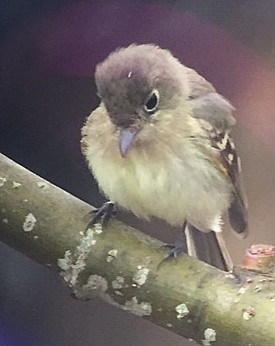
[144,90,159,114]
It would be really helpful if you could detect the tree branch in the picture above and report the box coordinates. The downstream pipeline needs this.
[0,152,275,346]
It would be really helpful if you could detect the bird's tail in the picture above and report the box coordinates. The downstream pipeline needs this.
[185,224,233,271]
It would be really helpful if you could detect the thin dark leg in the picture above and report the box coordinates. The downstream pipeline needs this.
[158,220,187,267]
[85,201,116,229]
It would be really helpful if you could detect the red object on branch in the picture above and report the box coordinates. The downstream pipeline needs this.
[240,244,275,274]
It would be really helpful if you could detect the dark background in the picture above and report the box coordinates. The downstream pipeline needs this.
[1,1,275,345]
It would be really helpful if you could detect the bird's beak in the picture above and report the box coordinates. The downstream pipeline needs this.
[119,127,139,158]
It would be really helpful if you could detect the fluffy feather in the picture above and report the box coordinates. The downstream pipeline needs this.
[81,44,248,270]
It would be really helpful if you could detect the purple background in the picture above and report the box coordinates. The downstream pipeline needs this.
[1,1,275,345]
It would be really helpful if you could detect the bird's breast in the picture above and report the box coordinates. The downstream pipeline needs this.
[87,139,231,229]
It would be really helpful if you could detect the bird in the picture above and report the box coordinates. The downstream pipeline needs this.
[81,44,248,271]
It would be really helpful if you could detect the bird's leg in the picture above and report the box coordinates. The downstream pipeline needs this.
[85,201,117,229]
[158,221,187,267]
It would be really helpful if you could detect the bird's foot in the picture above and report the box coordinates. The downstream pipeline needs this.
[158,236,185,268]
[85,201,116,230]
[161,243,184,259]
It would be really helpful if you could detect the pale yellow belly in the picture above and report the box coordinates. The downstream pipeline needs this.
[88,147,231,231]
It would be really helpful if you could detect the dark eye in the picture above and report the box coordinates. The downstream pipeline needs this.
[144,90,159,114]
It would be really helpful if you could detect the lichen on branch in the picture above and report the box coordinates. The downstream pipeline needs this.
[1,153,275,346]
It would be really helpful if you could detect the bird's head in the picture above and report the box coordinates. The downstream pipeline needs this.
[95,44,190,157]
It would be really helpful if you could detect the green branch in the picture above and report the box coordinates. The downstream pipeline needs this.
[0,153,275,346]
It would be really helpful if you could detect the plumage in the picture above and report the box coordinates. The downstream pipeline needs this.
[186,67,248,236]
[81,44,248,270]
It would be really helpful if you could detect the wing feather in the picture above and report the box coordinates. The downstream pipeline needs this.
[187,67,248,236]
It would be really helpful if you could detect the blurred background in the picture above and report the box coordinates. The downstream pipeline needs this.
[1,1,275,345]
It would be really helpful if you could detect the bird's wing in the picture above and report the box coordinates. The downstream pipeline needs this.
[186,67,248,237]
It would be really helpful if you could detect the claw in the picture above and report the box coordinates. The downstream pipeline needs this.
[158,242,185,269]
[157,221,187,269]
[161,243,185,259]
[85,201,116,230]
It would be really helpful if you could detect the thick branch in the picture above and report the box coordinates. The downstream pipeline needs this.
[0,152,275,346]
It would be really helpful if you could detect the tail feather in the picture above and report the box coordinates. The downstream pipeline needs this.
[185,224,233,271]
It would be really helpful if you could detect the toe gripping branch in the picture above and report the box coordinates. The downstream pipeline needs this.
[86,201,117,229]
